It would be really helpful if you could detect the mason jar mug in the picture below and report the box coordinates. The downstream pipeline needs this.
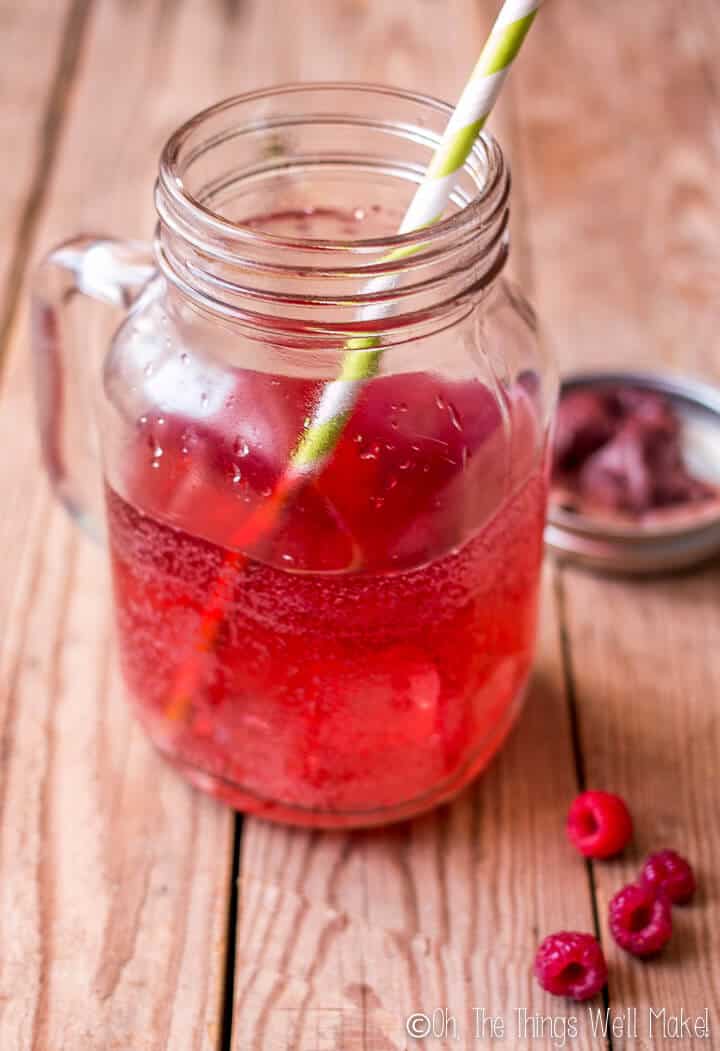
[32,85,556,828]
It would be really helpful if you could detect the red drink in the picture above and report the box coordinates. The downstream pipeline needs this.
[107,363,547,826]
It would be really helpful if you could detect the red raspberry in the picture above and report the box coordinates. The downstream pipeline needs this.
[566,790,633,858]
[609,883,672,957]
[640,850,696,905]
[533,931,608,1001]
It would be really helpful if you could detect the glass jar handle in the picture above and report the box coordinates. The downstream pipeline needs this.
[32,236,156,539]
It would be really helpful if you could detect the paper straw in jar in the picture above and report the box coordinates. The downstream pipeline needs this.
[290,0,542,472]
[165,0,543,722]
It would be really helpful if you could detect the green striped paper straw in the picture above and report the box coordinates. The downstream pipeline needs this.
[290,0,543,475]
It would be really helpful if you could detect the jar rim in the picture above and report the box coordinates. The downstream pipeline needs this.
[158,82,505,255]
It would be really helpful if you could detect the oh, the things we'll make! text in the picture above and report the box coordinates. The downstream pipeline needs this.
[470,1006,711,1047]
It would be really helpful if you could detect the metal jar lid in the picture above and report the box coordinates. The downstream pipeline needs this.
[545,370,720,574]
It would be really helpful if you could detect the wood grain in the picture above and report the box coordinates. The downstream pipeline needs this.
[514,1,720,1047]
[511,0,720,377]
[0,0,87,364]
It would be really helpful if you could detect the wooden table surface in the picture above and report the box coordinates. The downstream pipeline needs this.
[1,2,719,1049]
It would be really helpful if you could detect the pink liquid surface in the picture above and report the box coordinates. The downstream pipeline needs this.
[107,361,547,825]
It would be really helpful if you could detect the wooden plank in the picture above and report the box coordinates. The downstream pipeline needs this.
[0,0,299,1045]
[514,1,720,1044]
[511,0,720,377]
[0,520,233,1050]
[0,0,82,351]
[232,7,597,1048]
[558,571,720,1043]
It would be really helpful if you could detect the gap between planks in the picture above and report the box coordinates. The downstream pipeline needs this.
[220,815,243,1051]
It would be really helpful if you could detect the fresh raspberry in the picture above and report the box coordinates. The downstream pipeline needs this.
[566,791,633,859]
[609,883,672,957]
[640,850,696,905]
[533,931,608,1001]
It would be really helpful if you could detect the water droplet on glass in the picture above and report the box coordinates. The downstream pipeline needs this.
[144,363,154,377]
[181,446,189,456]
[157,416,165,426]
[461,445,469,468]
[261,486,272,498]
[390,419,399,430]
[384,441,394,451]
[399,459,412,471]
[233,438,249,458]
[151,460,160,470]
[353,207,366,221]
[435,394,445,410]
[231,468,242,484]
[447,402,463,431]
[399,402,408,413]
[422,463,431,473]
[138,414,148,426]
[354,433,363,444]
[370,495,385,509]
[180,352,189,365]
[281,553,295,564]
[153,445,164,458]
[384,477,398,493]
[200,392,208,407]
[359,447,378,461]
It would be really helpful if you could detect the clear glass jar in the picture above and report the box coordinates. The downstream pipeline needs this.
[32,85,556,828]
